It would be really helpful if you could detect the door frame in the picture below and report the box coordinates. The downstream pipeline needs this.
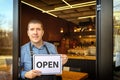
[13,0,19,80]
[96,0,113,80]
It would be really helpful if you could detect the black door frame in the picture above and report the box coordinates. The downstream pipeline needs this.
[13,0,19,80]
[96,0,113,80]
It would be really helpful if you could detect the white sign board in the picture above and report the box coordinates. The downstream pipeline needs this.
[33,54,62,75]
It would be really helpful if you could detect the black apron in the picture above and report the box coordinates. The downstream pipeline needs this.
[23,43,61,80]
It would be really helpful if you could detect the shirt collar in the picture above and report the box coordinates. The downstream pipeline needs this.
[30,41,46,50]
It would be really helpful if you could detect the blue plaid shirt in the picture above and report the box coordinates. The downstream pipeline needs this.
[20,41,58,79]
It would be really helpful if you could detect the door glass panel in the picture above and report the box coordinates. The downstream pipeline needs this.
[113,0,120,79]
[0,0,13,80]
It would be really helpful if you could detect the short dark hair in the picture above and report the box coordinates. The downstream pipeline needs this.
[28,19,44,29]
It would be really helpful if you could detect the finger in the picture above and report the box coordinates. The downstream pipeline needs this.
[62,55,68,59]
[61,54,67,58]
[32,70,40,73]
[32,70,41,76]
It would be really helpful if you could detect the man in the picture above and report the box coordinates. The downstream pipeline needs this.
[20,20,68,80]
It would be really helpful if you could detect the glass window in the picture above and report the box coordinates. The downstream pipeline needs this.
[113,0,120,79]
[113,0,120,66]
[0,0,13,80]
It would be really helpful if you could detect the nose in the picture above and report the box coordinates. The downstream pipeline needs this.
[34,29,38,34]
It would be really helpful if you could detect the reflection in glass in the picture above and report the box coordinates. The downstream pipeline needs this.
[0,0,13,80]
[113,0,120,80]
[113,0,120,64]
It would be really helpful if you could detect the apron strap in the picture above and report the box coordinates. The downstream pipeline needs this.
[28,43,59,80]
[44,45,50,54]
[29,43,50,69]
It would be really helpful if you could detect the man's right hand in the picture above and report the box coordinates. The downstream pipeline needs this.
[24,70,41,79]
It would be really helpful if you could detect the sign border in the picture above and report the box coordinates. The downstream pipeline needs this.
[33,54,62,75]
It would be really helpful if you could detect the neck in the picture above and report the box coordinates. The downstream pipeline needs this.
[31,41,43,48]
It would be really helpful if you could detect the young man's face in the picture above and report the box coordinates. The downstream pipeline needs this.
[27,23,44,44]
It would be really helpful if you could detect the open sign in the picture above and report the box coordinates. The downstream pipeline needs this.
[33,54,62,75]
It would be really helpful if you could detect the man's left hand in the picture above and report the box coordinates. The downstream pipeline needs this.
[60,54,68,65]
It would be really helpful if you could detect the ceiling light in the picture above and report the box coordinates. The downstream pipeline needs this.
[72,1,96,7]
[47,1,96,12]
[21,1,57,17]
[78,15,96,19]
[62,0,72,8]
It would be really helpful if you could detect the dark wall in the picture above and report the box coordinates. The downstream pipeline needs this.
[20,3,76,46]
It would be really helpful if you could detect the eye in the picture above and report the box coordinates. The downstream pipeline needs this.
[30,28,34,31]
[36,28,42,31]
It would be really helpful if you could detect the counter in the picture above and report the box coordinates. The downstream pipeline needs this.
[67,55,96,60]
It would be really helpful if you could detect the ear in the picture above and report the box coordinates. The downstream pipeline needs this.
[27,30,29,36]
[42,30,44,36]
